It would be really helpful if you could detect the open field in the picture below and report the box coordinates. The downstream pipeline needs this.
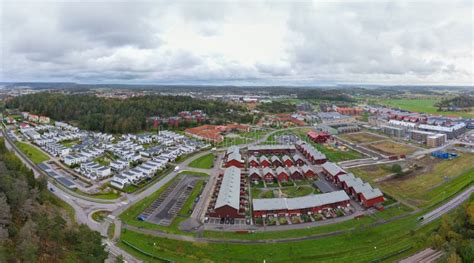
[119,210,436,263]
[349,164,394,182]
[188,153,214,169]
[340,132,387,144]
[367,141,418,156]
[380,98,474,118]
[362,153,474,208]
[14,141,50,164]
[314,143,364,162]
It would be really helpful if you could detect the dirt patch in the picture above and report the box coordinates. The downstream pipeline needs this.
[340,132,387,144]
[367,141,418,155]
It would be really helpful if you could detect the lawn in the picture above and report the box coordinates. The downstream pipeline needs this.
[178,170,209,177]
[178,180,204,217]
[349,165,394,182]
[281,186,314,197]
[91,210,111,222]
[261,190,275,199]
[188,153,214,169]
[119,209,436,263]
[367,141,418,156]
[381,98,474,118]
[214,137,248,147]
[313,143,364,162]
[340,132,387,144]
[15,141,50,164]
[108,223,115,239]
[60,139,81,148]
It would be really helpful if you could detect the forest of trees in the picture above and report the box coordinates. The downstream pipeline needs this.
[296,89,355,102]
[430,194,473,262]
[436,95,474,109]
[0,138,108,262]
[6,93,252,134]
[256,101,296,113]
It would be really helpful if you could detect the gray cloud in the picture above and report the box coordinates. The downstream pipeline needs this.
[0,0,472,85]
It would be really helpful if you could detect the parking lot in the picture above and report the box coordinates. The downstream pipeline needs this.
[143,175,202,226]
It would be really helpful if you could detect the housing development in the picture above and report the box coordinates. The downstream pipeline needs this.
[0,1,473,262]
[0,83,473,263]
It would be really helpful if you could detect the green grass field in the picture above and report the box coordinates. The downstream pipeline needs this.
[313,143,364,162]
[119,209,436,263]
[281,186,314,197]
[188,153,214,169]
[15,141,50,164]
[381,98,474,118]
[351,154,474,208]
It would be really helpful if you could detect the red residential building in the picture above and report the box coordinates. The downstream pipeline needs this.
[301,165,315,179]
[260,156,271,168]
[248,168,261,183]
[321,162,347,183]
[262,168,275,183]
[271,156,283,167]
[293,154,305,166]
[307,131,331,143]
[248,156,259,168]
[282,155,293,167]
[276,167,289,183]
[289,167,303,180]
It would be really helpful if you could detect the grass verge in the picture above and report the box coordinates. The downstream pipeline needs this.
[15,141,49,164]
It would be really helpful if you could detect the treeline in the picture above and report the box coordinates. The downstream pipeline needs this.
[6,93,251,133]
[257,101,296,113]
[0,138,108,262]
[436,95,474,108]
[296,89,355,102]
[430,194,473,262]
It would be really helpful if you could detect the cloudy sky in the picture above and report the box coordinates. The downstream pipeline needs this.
[1,0,472,85]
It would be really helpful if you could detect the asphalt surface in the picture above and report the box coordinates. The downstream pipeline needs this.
[420,185,473,225]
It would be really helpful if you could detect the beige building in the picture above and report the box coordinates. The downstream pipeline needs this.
[427,133,447,148]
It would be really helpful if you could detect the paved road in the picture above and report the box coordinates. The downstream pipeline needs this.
[420,185,473,225]
[399,248,444,263]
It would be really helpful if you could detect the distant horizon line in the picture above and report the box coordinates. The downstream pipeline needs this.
[1,81,473,88]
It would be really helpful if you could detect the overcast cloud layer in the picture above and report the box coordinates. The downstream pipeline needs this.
[1,0,473,85]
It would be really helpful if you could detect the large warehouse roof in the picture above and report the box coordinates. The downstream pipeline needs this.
[215,167,241,210]
[253,190,350,211]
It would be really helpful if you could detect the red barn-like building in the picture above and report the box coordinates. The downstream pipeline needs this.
[276,167,289,183]
[307,131,331,143]
[282,155,293,167]
[262,168,275,183]
[260,156,271,168]
[321,162,346,183]
[248,156,259,168]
